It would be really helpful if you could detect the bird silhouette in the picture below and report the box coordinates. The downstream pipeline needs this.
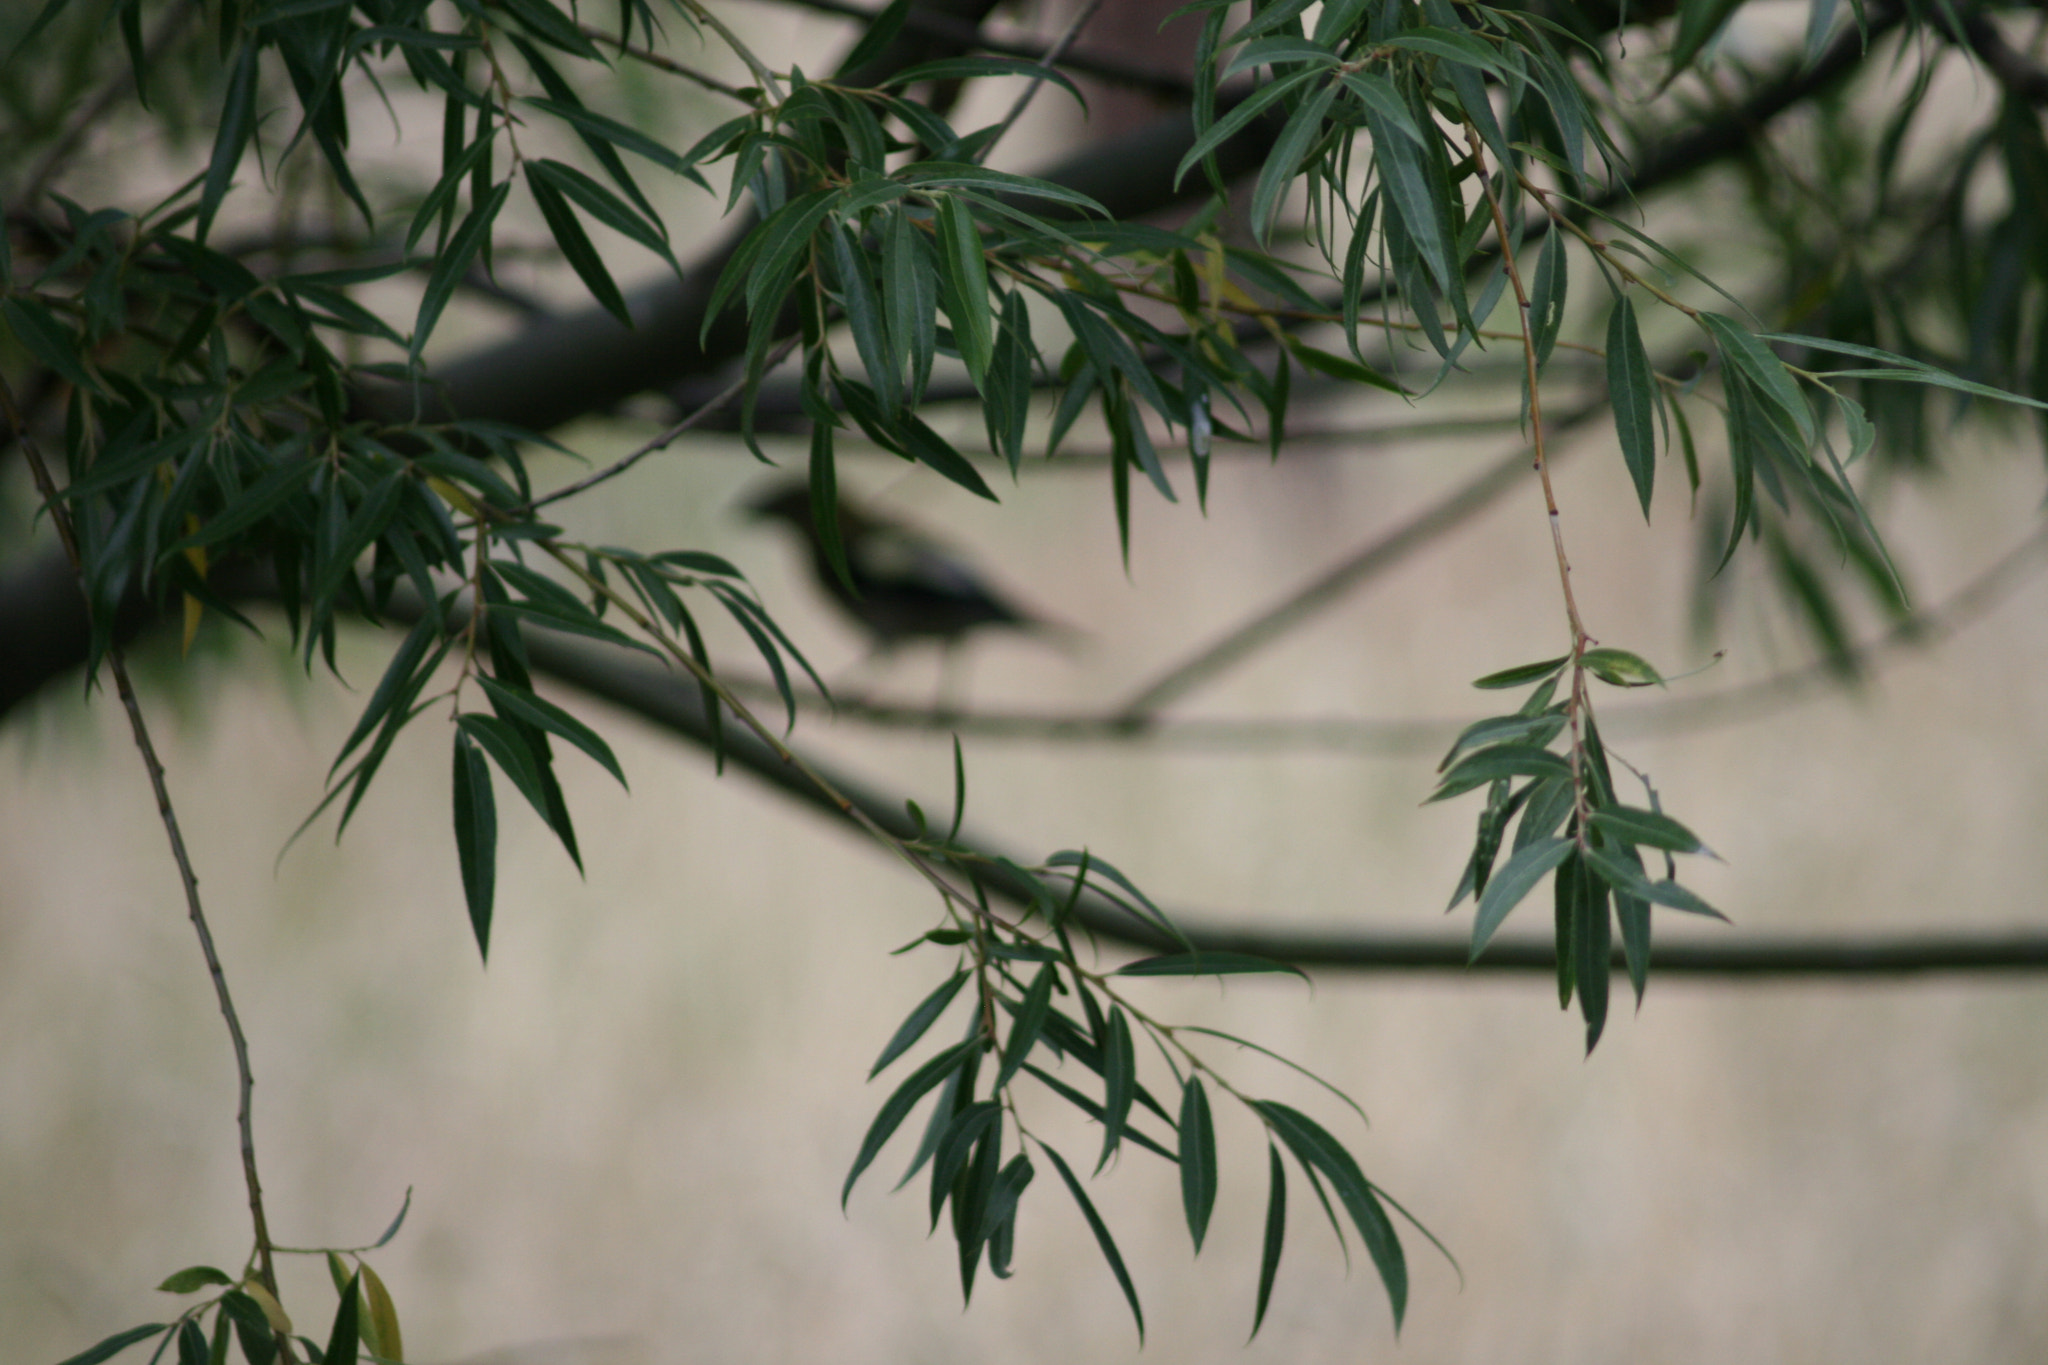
[745,480,1067,654]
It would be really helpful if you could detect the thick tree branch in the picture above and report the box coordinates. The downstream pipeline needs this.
[510,613,2048,978]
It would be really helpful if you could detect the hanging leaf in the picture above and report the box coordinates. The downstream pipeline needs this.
[1607,295,1658,517]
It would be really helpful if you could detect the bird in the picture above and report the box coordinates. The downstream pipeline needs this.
[744,479,1067,655]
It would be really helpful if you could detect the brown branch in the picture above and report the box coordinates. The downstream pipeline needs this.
[0,376,292,1351]
[497,602,2048,979]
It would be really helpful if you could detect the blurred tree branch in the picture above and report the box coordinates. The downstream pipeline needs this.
[0,2,1912,722]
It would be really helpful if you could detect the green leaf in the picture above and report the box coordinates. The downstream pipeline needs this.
[1470,836,1573,960]
[1581,848,1728,921]
[412,179,510,363]
[929,1101,1003,1232]
[934,195,993,386]
[1046,849,1188,948]
[831,223,895,416]
[1472,655,1569,690]
[1251,78,1339,244]
[1437,711,1566,775]
[451,728,496,960]
[1250,1142,1287,1340]
[157,1266,234,1294]
[527,158,676,269]
[475,676,628,789]
[1114,951,1308,981]
[323,1270,361,1365]
[1253,1101,1406,1331]
[175,1320,206,1365]
[197,42,259,244]
[1098,1005,1137,1171]
[1179,1026,1370,1127]
[1019,1063,1181,1164]
[1366,106,1455,295]
[1,296,98,393]
[1607,296,1657,518]
[1701,312,1813,445]
[1174,68,1321,189]
[492,0,603,57]
[1283,336,1406,394]
[982,1153,1035,1279]
[54,1324,169,1365]
[455,712,555,833]
[873,969,970,1078]
[358,1262,403,1363]
[844,1038,981,1207]
[1040,1143,1145,1343]
[1178,1077,1219,1254]
[993,963,1057,1092]
[1429,744,1573,803]
[985,289,1032,474]
[836,0,910,74]
[1563,850,1612,1052]
[1578,647,1663,688]
[1222,35,1341,77]
[1527,232,1568,370]
[1589,806,1707,855]
[883,209,936,406]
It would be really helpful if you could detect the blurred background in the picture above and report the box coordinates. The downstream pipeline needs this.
[7,0,2048,1362]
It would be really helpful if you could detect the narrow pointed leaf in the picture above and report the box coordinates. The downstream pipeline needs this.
[844,1038,980,1206]
[475,676,626,788]
[1429,744,1573,802]
[1254,1101,1407,1330]
[1040,1143,1145,1342]
[935,195,993,385]
[1250,1143,1287,1340]
[1608,296,1657,517]
[1581,846,1728,920]
[1471,836,1573,960]
[1472,655,1569,690]
[1178,1078,1219,1253]
[1098,1005,1137,1171]
[994,963,1057,1092]
[1589,806,1707,855]
[450,729,496,960]
[55,1325,169,1365]
[359,1261,404,1364]
[323,1271,361,1365]
[872,968,970,1078]
[1114,951,1307,981]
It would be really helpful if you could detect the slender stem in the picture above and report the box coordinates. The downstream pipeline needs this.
[528,335,801,512]
[0,376,292,1355]
[575,22,755,102]
[1468,126,1593,843]
[977,0,1107,163]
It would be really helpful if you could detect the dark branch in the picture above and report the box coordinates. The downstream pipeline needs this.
[505,612,2048,979]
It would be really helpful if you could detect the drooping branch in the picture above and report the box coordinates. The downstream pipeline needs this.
[505,605,2048,979]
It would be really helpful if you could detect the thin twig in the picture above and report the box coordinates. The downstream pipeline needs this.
[575,21,755,102]
[0,375,292,1355]
[1113,402,1605,719]
[527,335,801,511]
[1468,125,1595,845]
[978,0,1107,161]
